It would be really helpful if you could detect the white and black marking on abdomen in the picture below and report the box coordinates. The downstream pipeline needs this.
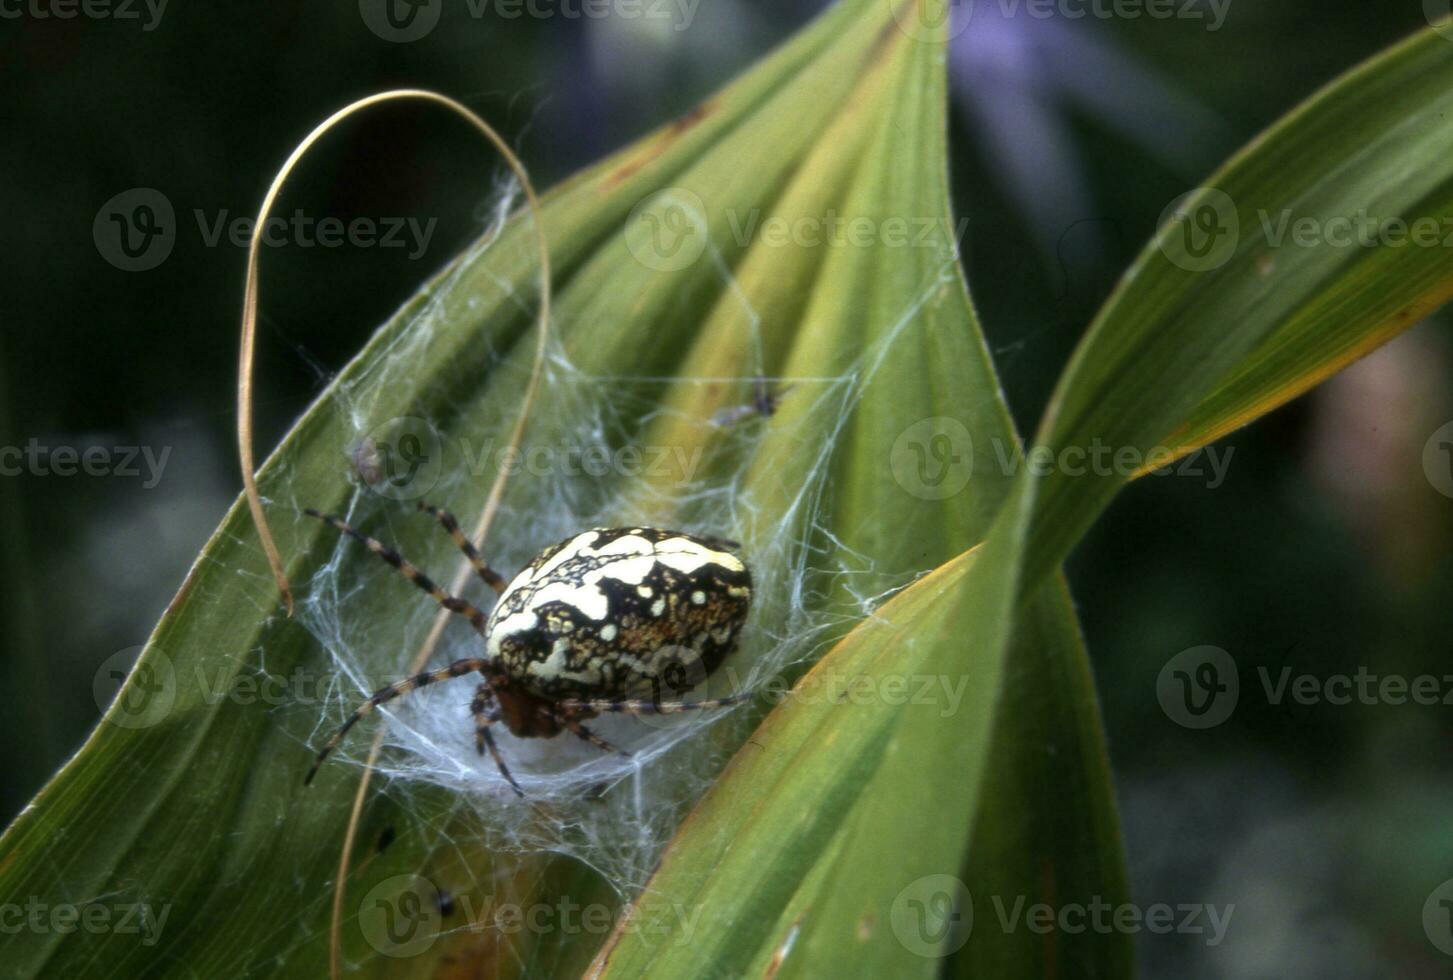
[486,528,753,701]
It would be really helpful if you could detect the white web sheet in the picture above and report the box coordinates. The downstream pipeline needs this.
[245,188,956,918]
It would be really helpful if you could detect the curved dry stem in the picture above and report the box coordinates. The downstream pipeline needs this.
[237,87,553,616]
[231,87,551,980]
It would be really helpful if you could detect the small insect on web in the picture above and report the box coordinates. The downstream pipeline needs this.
[302,503,755,795]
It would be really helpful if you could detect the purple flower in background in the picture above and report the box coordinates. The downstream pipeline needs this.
[949,4,1232,265]
[569,0,1233,292]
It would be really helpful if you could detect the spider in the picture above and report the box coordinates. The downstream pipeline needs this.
[303,503,754,795]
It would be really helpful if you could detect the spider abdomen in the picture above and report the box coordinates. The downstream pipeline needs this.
[486,527,752,702]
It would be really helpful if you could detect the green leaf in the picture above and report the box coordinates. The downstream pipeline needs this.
[0,1,1123,977]
[590,3,1127,979]
[1024,23,1453,579]
[591,17,1453,980]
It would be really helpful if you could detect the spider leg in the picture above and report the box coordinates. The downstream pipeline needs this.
[556,692,752,716]
[563,717,629,757]
[305,510,489,634]
[303,658,488,785]
[418,503,508,595]
[470,682,522,796]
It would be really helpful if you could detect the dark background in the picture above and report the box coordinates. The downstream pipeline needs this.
[3,2,1451,976]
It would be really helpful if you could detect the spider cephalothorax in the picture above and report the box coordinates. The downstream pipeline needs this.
[303,506,753,795]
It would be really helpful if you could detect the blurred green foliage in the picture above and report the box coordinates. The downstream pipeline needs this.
[2,2,1450,976]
